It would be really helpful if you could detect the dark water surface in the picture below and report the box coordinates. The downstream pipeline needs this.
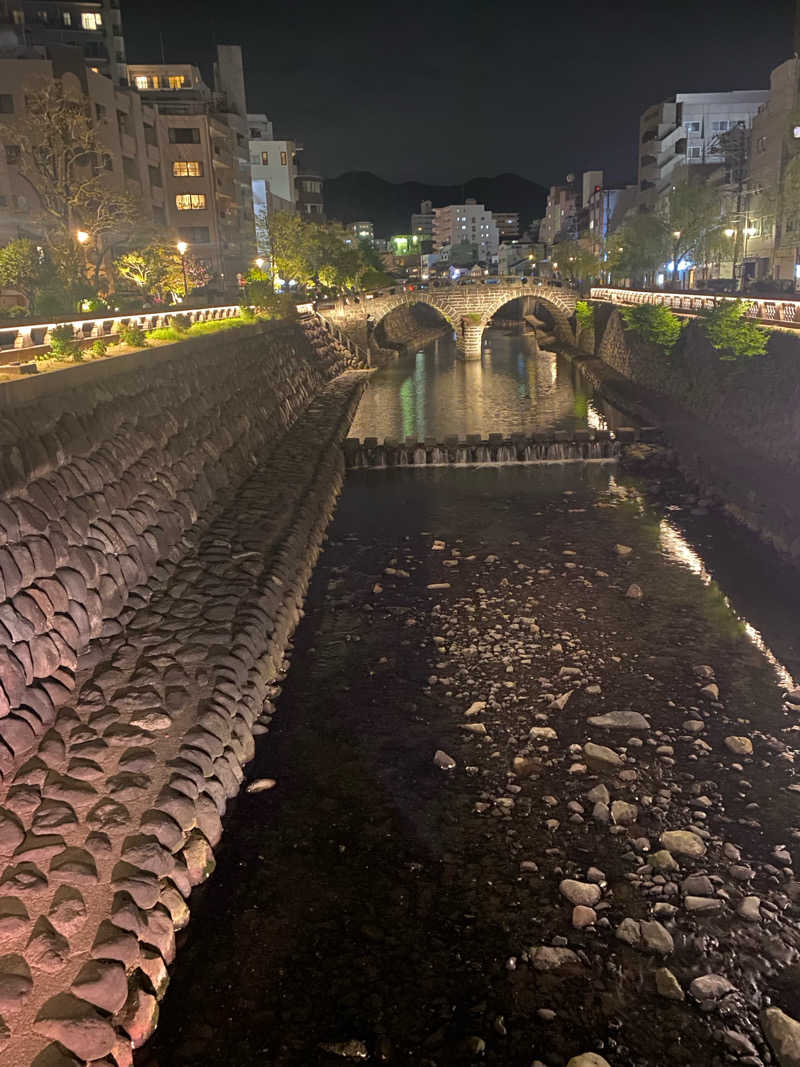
[143,460,800,1067]
[350,328,631,440]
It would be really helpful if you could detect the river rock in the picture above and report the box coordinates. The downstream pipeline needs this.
[529,946,580,971]
[660,829,706,857]
[615,545,632,557]
[584,742,623,772]
[762,1006,800,1066]
[588,710,649,730]
[724,736,753,756]
[611,800,639,825]
[615,918,641,946]
[625,583,643,599]
[640,920,674,954]
[690,974,734,1000]
[567,1055,611,1067]
[572,906,596,929]
[737,896,762,922]
[656,967,685,1001]
[648,849,680,871]
[433,750,456,770]
[700,683,720,700]
[560,879,602,907]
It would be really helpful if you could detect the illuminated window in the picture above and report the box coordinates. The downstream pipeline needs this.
[280,151,287,165]
[168,76,186,90]
[62,11,71,25]
[134,76,149,90]
[173,161,203,177]
[176,193,207,210]
[261,151,268,165]
[12,11,23,25]
[685,121,701,133]
[82,12,102,30]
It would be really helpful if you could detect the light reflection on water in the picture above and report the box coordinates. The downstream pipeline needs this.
[350,327,627,440]
[658,518,795,691]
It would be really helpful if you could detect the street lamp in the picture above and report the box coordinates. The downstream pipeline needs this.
[255,257,264,270]
[176,241,188,298]
[672,230,681,238]
[76,230,89,245]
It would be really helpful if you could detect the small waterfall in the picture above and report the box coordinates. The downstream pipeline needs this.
[430,446,448,465]
[497,444,517,463]
[396,448,409,465]
[413,446,427,465]
[475,445,492,462]
[456,445,472,464]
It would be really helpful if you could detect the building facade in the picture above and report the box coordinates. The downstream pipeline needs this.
[247,113,299,216]
[411,199,434,239]
[492,211,520,239]
[432,200,499,259]
[638,90,768,206]
[538,183,578,245]
[128,45,256,290]
[6,1,127,84]
[295,168,323,217]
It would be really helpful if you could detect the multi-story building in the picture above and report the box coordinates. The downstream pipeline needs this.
[129,45,256,290]
[746,57,800,286]
[411,199,434,239]
[6,1,127,85]
[349,221,373,242]
[295,167,323,218]
[497,240,536,275]
[586,183,637,258]
[637,90,768,206]
[538,182,579,246]
[248,113,299,216]
[0,48,165,247]
[492,211,520,240]
[432,200,499,260]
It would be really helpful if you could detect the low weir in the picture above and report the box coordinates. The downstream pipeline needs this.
[343,426,660,469]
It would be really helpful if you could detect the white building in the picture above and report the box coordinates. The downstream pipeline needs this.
[638,90,768,204]
[432,200,499,260]
[248,112,298,216]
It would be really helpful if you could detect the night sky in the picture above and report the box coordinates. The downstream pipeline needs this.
[124,0,795,187]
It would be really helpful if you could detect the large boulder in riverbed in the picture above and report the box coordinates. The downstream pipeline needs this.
[762,1006,800,1066]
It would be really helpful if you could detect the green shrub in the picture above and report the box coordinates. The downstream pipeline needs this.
[117,322,147,348]
[239,304,257,323]
[47,324,83,362]
[620,303,684,352]
[187,316,249,336]
[168,312,191,333]
[701,299,768,359]
[89,338,108,358]
[576,300,595,331]
[147,325,183,342]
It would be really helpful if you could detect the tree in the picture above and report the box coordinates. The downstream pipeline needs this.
[0,239,47,308]
[656,179,725,288]
[449,241,478,267]
[115,243,210,302]
[0,77,143,287]
[260,210,314,288]
[550,239,600,289]
[605,212,668,285]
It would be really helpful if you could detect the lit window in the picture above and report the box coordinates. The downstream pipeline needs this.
[134,76,149,90]
[173,161,203,177]
[261,150,268,165]
[12,11,23,25]
[280,151,287,165]
[685,121,701,133]
[176,193,207,210]
[168,76,186,90]
[62,10,71,25]
[82,12,102,30]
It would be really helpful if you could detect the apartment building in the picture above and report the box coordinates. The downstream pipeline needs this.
[492,211,520,239]
[638,90,768,206]
[433,200,499,259]
[0,49,165,246]
[586,183,637,257]
[248,113,299,216]
[295,168,323,217]
[411,199,434,239]
[129,45,256,289]
[5,1,127,84]
[746,57,800,285]
[538,183,578,245]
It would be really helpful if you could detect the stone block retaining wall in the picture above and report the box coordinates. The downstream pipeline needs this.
[0,318,368,1064]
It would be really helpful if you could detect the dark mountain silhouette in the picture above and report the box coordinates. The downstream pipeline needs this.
[323,171,547,238]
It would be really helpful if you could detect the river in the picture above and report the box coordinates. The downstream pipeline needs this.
[142,328,800,1067]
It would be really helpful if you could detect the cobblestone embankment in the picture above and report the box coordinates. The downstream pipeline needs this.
[0,318,368,1064]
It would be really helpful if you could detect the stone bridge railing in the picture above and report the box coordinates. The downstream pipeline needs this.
[590,286,800,327]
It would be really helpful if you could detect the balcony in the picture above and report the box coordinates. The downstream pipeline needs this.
[120,133,136,158]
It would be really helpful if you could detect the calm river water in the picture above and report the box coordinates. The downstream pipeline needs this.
[350,326,630,439]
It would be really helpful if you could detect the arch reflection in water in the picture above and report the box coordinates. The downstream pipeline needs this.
[350,326,625,440]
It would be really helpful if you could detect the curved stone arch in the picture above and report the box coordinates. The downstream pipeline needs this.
[371,293,458,333]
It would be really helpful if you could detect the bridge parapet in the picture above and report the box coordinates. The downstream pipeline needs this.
[591,286,800,327]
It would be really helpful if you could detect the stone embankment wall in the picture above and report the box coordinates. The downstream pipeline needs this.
[0,319,367,1064]
[592,304,800,559]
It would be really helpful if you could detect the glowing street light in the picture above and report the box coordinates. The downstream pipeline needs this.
[76,230,89,245]
[672,230,681,239]
[724,228,736,237]
[176,241,189,297]
[255,257,264,270]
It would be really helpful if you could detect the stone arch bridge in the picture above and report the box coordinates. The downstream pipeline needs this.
[320,282,578,359]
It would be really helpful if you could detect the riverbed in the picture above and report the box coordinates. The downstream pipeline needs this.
[141,333,800,1067]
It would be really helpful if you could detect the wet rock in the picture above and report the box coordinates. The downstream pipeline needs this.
[611,801,639,826]
[317,1039,369,1060]
[722,1029,757,1056]
[648,850,680,872]
[529,946,581,971]
[615,918,641,946]
[615,545,632,557]
[685,896,722,913]
[433,750,456,770]
[656,967,685,1001]
[572,906,596,929]
[737,896,762,922]
[660,829,706,858]
[567,1055,611,1067]
[700,683,719,700]
[640,920,674,955]
[559,879,602,907]
[681,874,713,896]
[690,974,734,1001]
[589,711,649,731]
[762,1006,800,1066]
[626,583,643,599]
[586,785,610,805]
[246,778,277,793]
